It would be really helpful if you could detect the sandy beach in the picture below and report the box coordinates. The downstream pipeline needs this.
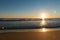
[0,29,60,40]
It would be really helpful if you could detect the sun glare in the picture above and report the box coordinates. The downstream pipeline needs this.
[41,12,46,20]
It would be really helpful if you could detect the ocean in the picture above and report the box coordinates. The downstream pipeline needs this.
[0,18,60,29]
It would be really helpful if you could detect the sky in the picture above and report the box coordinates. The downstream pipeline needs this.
[0,0,60,18]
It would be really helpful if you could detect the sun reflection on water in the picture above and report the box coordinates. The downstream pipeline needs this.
[41,20,46,25]
[40,19,47,27]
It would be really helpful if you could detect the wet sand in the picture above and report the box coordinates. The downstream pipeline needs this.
[0,30,60,40]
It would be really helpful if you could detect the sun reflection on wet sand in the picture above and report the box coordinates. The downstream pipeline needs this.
[41,28,47,32]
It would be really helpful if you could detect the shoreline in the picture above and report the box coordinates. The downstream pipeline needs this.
[0,28,60,33]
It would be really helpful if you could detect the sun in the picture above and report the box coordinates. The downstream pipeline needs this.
[41,12,46,20]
